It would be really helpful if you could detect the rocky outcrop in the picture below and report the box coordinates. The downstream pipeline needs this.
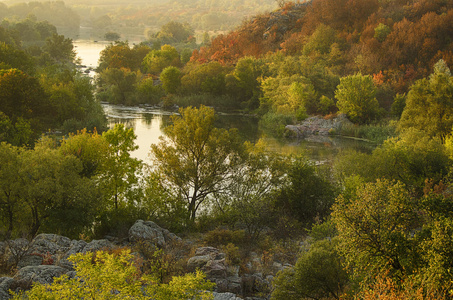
[14,265,68,285]
[128,220,181,247]
[0,221,281,299]
[187,246,281,299]
[0,234,114,298]
[285,114,352,138]
[0,277,14,300]
[213,292,243,300]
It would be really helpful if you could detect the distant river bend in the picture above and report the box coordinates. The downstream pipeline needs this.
[75,40,374,163]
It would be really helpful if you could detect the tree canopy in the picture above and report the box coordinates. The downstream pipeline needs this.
[399,59,453,140]
[150,105,245,221]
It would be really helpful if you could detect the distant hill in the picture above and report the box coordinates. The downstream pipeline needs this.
[1,0,278,39]
[194,0,453,93]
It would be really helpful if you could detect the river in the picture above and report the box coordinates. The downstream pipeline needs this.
[75,40,374,164]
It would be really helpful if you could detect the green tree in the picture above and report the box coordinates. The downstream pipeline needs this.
[271,239,348,300]
[0,113,33,146]
[0,142,23,238]
[260,75,316,119]
[135,77,165,105]
[38,69,106,133]
[181,61,230,96]
[97,68,139,105]
[104,31,120,41]
[43,33,76,64]
[142,45,180,75]
[398,59,453,140]
[97,42,150,72]
[302,24,338,56]
[59,129,109,178]
[150,106,245,222]
[157,21,194,44]
[335,129,450,196]
[217,141,288,239]
[100,124,141,211]
[0,68,53,137]
[231,56,266,109]
[374,23,391,42]
[0,41,35,73]
[332,179,421,285]
[18,141,100,238]
[160,66,181,94]
[275,156,336,227]
[335,73,380,124]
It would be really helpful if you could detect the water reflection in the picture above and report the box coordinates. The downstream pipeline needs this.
[103,104,175,163]
[102,103,376,164]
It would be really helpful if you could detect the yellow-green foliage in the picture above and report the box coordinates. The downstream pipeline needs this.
[12,249,214,300]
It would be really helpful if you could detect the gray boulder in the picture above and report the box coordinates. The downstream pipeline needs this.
[66,240,88,256]
[187,247,226,274]
[187,255,211,270]
[0,288,9,300]
[188,247,239,294]
[14,265,68,285]
[17,255,43,269]
[204,259,227,279]
[0,277,14,299]
[82,239,113,253]
[3,238,34,269]
[32,234,71,255]
[213,292,242,300]
[57,240,89,270]
[128,220,181,247]
[285,114,352,138]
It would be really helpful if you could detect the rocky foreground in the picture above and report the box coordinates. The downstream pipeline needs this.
[0,220,292,299]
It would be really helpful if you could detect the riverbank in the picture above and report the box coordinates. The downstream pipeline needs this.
[285,115,397,145]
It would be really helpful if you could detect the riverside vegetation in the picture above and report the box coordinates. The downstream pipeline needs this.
[2,0,453,299]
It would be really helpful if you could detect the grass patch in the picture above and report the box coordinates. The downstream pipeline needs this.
[339,120,397,144]
[172,93,241,111]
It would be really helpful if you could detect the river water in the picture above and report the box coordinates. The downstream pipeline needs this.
[75,40,374,163]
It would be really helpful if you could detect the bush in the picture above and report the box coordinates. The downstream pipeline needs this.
[271,239,348,300]
[203,228,246,248]
[340,120,397,144]
[335,73,381,124]
[136,77,165,105]
[171,94,240,110]
[259,112,295,137]
[12,249,215,300]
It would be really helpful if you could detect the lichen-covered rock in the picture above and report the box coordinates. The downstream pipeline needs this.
[82,239,113,253]
[0,277,14,299]
[17,255,43,269]
[225,275,242,295]
[66,240,88,256]
[32,234,71,255]
[128,220,181,247]
[213,292,242,300]
[204,259,227,279]
[187,255,211,270]
[187,247,226,273]
[188,247,239,294]
[3,238,34,269]
[0,288,9,300]
[14,265,68,285]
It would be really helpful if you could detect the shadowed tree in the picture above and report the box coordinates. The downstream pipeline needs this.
[151,106,245,222]
[399,59,453,140]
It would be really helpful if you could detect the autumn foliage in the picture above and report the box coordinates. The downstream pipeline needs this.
[194,0,453,93]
